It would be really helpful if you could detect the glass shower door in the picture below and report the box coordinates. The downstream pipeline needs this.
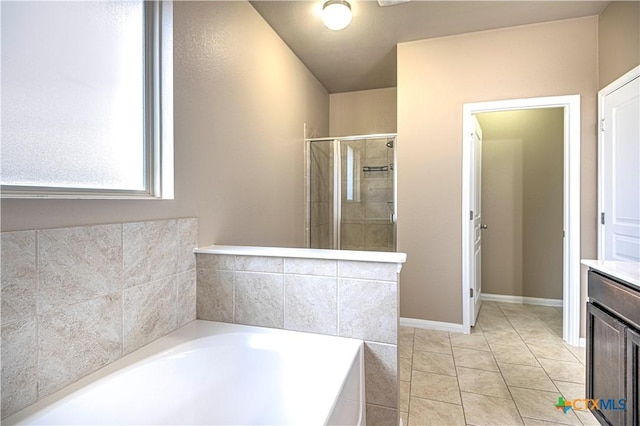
[308,135,397,252]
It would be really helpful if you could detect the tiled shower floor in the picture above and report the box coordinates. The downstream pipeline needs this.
[399,302,598,425]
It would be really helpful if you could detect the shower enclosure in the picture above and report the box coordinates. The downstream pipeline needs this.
[305,134,397,252]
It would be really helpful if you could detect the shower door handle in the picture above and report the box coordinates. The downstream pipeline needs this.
[390,213,397,224]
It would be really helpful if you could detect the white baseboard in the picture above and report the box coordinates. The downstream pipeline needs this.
[400,317,465,333]
[481,293,563,308]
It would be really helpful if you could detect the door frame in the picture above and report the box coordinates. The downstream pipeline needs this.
[597,65,640,260]
[461,95,581,347]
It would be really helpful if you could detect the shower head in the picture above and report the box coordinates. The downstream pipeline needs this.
[386,140,394,148]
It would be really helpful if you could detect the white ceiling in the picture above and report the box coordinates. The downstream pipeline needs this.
[249,1,609,93]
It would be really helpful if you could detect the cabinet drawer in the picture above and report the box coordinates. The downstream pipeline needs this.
[589,271,640,328]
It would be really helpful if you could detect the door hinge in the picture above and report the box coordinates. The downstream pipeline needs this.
[470,210,473,220]
[601,212,605,225]
[600,118,606,132]
[470,288,474,298]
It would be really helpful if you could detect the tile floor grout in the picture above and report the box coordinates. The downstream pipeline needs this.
[399,301,598,426]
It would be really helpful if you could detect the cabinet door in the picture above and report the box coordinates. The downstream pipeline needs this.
[587,303,626,426]
[627,328,640,426]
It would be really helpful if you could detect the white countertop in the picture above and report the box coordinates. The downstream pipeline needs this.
[581,260,640,288]
[195,244,407,264]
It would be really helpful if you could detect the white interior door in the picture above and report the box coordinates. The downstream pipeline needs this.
[600,72,640,261]
[470,116,483,326]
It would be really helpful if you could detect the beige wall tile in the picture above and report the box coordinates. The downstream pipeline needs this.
[338,260,398,281]
[123,220,177,287]
[235,256,283,273]
[234,272,284,328]
[177,218,198,273]
[284,275,337,335]
[283,258,337,276]
[366,404,398,426]
[38,224,122,313]
[1,318,37,418]
[365,342,398,408]
[196,269,234,322]
[1,231,36,324]
[123,277,177,354]
[196,253,235,270]
[338,279,396,344]
[38,294,122,397]
[176,270,197,327]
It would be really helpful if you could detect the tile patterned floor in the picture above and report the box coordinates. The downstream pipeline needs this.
[399,302,599,426]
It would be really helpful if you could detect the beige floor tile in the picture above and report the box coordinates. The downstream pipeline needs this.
[400,356,412,382]
[537,358,585,384]
[499,363,557,392]
[453,346,499,372]
[456,366,510,399]
[408,397,466,426]
[400,325,415,338]
[412,350,456,376]
[449,331,491,351]
[563,343,586,365]
[400,380,410,413]
[518,329,564,345]
[509,387,581,425]
[484,330,527,347]
[471,322,483,334]
[573,410,600,425]
[522,417,573,425]
[553,381,586,401]
[400,333,414,358]
[489,342,540,366]
[411,370,461,404]
[478,318,515,333]
[401,411,408,426]
[413,331,452,355]
[461,391,523,425]
[527,342,581,363]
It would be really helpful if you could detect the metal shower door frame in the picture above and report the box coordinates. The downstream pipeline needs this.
[305,133,398,251]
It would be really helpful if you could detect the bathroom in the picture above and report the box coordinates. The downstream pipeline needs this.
[2,0,639,425]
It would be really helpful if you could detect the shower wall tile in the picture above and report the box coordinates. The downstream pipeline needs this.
[284,258,337,276]
[342,223,365,247]
[235,256,283,273]
[177,218,198,273]
[338,260,398,282]
[1,217,198,420]
[1,231,37,324]
[284,275,337,335]
[365,342,398,408]
[197,269,234,322]
[38,293,122,398]
[38,224,122,313]
[177,270,197,327]
[1,318,37,417]
[234,272,284,328]
[196,253,235,271]
[123,219,178,288]
[338,278,397,344]
[123,277,176,354]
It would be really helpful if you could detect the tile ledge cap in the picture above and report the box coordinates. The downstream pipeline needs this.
[194,244,407,264]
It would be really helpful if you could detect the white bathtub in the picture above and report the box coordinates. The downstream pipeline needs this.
[6,321,365,425]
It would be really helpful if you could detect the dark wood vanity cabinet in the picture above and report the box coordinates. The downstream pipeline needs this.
[587,270,640,426]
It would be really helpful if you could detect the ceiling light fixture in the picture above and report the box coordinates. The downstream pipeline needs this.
[321,0,352,31]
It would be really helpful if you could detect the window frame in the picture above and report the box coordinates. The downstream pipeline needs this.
[0,1,174,200]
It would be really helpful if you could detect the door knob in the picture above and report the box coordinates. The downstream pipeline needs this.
[481,224,488,229]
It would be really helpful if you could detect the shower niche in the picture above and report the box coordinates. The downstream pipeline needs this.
[306,134,397,252]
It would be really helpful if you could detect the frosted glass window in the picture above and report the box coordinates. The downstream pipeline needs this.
[0,1,171,197]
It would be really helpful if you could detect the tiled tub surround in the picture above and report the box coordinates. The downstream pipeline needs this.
[1,218,198,419]
[195,245,407,426]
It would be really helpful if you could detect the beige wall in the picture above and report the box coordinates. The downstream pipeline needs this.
[478,108,564,301]
[329,88,397,136]
[598,1,640,89]
[398,17,598,324]
[0,1,329,249]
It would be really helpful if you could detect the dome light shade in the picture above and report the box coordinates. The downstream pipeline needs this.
[321,0,352,31]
